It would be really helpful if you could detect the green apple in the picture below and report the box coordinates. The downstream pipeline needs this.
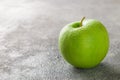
[59,17,109,68]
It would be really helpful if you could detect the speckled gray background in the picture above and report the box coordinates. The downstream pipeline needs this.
[0,0,120,80]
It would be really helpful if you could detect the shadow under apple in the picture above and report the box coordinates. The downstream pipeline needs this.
[70,62,120,80]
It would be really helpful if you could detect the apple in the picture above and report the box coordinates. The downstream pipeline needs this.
[58,17,109,68]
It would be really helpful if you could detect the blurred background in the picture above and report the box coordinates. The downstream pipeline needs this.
[0,0,120,80]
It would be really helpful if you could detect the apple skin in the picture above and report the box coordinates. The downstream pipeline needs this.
[59,19,109,68]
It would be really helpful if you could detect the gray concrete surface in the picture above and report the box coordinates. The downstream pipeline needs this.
[0,0,120,80]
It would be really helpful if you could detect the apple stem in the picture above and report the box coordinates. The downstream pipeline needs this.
[80,17,85,27]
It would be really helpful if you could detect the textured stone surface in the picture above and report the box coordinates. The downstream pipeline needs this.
[0,0,120,80]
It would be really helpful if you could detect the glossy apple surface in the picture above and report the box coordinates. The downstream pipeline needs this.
[59,18,109,68]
